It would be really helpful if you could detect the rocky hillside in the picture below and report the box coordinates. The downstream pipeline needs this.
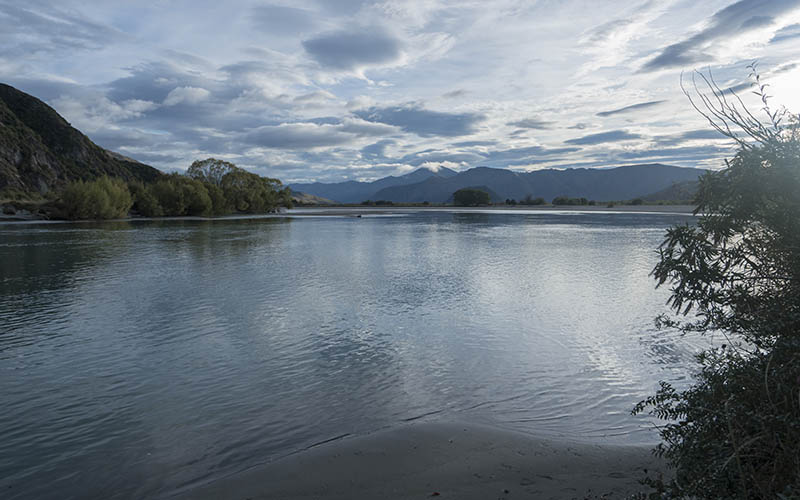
[0,83,161,195]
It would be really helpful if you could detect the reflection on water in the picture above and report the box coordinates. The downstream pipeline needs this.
[0,210,706,499]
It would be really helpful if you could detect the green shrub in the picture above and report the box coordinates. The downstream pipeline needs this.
[520,194,546,205]
[146,174,213,216]
[552,196,588,205]
[205,183,231,215]
[634,341,800,499]
[453,188,489,206]
[59,176,132,220]
[634,68,800,498]
[221,169,282,213]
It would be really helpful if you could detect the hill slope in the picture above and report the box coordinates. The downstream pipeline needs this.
[0,83,162,195]
[289,166,458,203]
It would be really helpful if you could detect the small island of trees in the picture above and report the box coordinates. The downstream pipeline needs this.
[453,188,490,206]
[56,158,292,220]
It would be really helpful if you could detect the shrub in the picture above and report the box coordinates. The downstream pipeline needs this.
[552,196,588,205]
[59,176,132,220]
[221,169,282,213]
[147,174,213,216]
[634,67,800,498]
[453,188,490,206]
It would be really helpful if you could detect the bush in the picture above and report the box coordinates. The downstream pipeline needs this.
[221,169,283,213]
[520,194,546,205]
[634,341,800,499]
[634,68,800,498]
[60,160,288,219]
[145,175,213,216]
[552,195,588,205]
[453,188,490,206]
[59,176,132,220]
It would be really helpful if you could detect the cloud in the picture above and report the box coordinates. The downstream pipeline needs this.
[568,123,591,130]
[641,0,800,71]
[302,28,402,70]
[361,139,395,159]
[442,89,468,99]
[337,118,399,136]
[163,86,211,106]
[485,145,580,162]
[398,149,485,166]
[0,2,125,56]
[243,123,354,149]
[616,145,730,161]
[507,117,555,129]
[241,118,396,150]
[452,140,496,147]
[353,104,485,137]
[596,100,666,117]
[565,130,642,145]
[251,5,316,35]
[655,129,730,146]
[770,23,800,43]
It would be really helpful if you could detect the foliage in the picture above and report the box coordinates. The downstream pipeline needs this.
[634,67,800,499]
[552,195,589,205]
[127,160,290,217]
[520,194,546,205]
[453,188,490,206]
[59,176,133,220]
[361,199,394,206]
[186,157,239,187]
[221,168,284,213]
[145,174,212,216]
[633,342,800,499]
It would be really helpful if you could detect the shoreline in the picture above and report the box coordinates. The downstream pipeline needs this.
[0,204,697,224]
[173,421,665,500]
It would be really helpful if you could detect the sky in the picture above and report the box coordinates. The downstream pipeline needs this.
[2,0,800,183]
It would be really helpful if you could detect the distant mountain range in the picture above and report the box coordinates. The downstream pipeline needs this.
[0,82,707,204]
[291,166,459,204]
[290,164,706,203]
[0,83,161,195]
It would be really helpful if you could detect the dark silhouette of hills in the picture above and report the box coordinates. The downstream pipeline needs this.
[642,180,699,203]
[0,83,162,195]
[289,166,458,203]
[292,164,706,203]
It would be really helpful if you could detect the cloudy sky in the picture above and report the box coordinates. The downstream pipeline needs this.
[3,0,800,182]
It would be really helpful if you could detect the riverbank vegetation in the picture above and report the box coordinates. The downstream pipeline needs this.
[453,188,491,206]
[634,68,800,498]
[51,158,292,220]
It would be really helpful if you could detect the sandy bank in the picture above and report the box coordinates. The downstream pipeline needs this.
[175,422,665,500]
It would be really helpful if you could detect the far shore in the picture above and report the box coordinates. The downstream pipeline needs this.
[0,204,697,223]
[173,421,666,500]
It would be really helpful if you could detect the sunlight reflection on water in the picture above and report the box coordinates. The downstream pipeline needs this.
[0,210,708,499]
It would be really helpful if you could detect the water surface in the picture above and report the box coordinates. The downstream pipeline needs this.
[0,209,705,499]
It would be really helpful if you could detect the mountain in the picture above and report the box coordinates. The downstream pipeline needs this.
[288,166,458,203]
[0,83,162,195]
[290,190,335,205]
[369,164,706,203]
[642,180,699,203]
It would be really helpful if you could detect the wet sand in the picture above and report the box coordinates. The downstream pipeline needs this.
[175,422,665,500]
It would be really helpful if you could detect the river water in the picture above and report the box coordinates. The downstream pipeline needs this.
[0,209,706,499]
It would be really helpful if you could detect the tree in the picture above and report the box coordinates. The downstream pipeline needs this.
[634,67,800,498]
[220,168,283,213]
[59,176,133,219]
[186,158,239,187]
[453,188,490,206]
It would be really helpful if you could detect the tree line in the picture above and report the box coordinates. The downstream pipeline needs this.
[57,158,292,220]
